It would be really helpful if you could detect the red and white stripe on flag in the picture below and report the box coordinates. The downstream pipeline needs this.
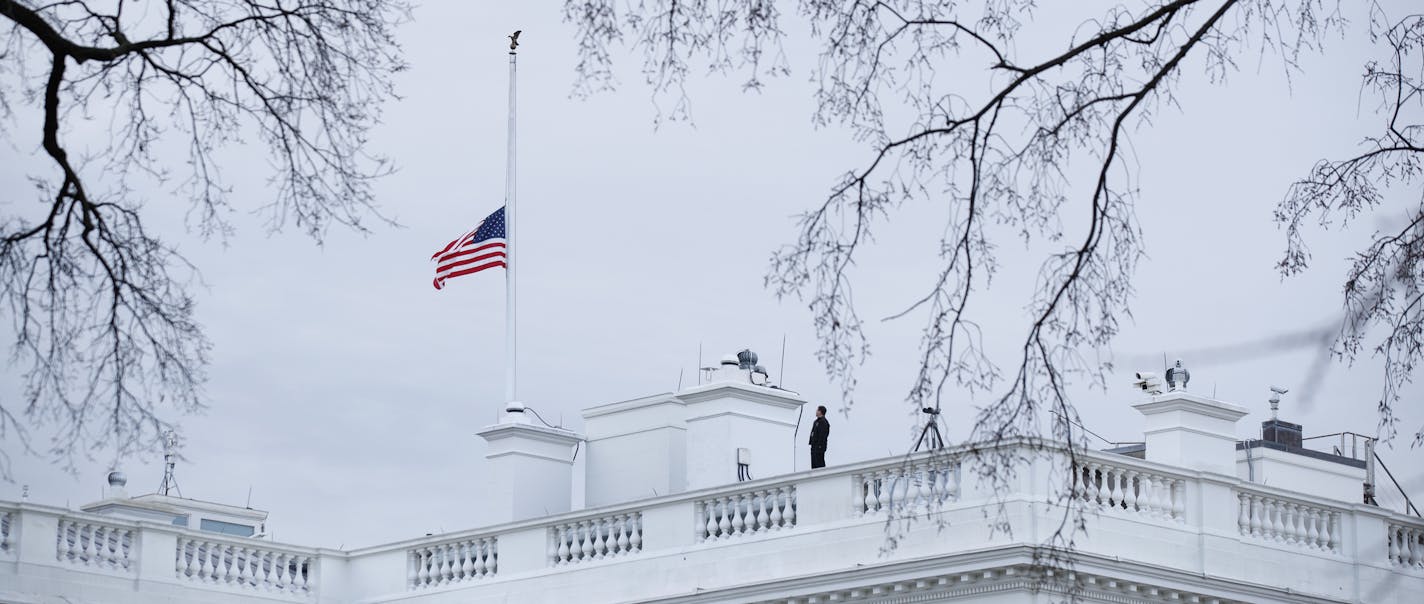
[431,206,507,290]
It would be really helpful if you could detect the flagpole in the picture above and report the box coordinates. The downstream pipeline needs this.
[504,33,521,414]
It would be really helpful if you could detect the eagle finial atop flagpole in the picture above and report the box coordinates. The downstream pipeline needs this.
[509,30,521,51]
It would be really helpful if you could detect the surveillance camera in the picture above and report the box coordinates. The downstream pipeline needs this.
[1132,371,1163,394]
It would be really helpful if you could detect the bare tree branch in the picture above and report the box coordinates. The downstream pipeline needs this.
[1,0,409,475]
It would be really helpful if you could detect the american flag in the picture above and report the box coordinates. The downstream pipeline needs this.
[431,206,507,290]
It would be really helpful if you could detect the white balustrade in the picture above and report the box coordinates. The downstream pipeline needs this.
[408,535,497,589]
[1235,491,1340,553]
[550,512,642,564]
[699,486,796,541]
[859,458,960,515]
[176,535,314,594]
[55,518,134,572]
[1074,459,1184,522]
[1388,523,1424,569]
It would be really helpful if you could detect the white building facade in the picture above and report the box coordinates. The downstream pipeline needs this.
[2,355,1422,603]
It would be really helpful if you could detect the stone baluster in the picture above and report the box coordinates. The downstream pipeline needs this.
[1120,470,1137,512]
[469,541,484,576]
[186,541,199,579]
[865,474,882,513]
[704,502,718,539]
[783,487,797,527]
[1249,495,1264,537]
[1087,464,1104,506]
[414,549,428,587]
[731,494,746,535]
[236,547,251,584]
[594,519,608,559]
[1171,480,1184,521]
[1406,529,1418,569]
[297,554,310,591]
[716,500,732,537]
[909,464,925,509]
[1238,494,1250,535]
[199,543,215,581]
[1104,468,1121,509]
[1275,501,1287,541]
[580,520,595,560]
[1321,509,1332,552]
[755,492,770,530]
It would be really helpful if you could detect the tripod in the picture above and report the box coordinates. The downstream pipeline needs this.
[913,407,945,452]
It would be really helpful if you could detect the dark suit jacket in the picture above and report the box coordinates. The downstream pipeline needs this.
[809,416,830,450]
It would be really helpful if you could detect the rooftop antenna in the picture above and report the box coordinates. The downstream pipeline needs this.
[778,334,787,388]
[697,342,703,386]
[677,368,684,391]
[246,486,254,508]
[159,431,182,497]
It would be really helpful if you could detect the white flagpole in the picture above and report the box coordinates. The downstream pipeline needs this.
[504,34,521,413]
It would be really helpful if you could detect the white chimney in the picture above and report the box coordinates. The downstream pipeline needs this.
[681,350,805,490]
[582,394,688,507]
[1133,391,1247,475]
[476,410,583,524]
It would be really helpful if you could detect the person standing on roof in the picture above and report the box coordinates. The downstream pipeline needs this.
[809,405,830,469]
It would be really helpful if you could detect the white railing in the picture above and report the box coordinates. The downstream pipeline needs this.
[550,512,642,564]
[1236,491,1341,553]
[1389,523,1424,569]
[698,486,796,541]
[1073,458,1184,522]
[858,457,960,515]
[176,535,314,594]
[7,442,1424,603]
[56,517,135,572]
[848,458,962,515]
[408,535,497,589]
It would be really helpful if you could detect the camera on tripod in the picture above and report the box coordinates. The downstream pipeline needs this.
[915,406,945,451]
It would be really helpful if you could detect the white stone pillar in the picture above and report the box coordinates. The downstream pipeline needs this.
[14,505,59,566]
[135,523,177,584]
[476,421,583,524]
[1133,392,1248,476]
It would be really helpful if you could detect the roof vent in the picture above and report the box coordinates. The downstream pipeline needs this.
[107,471,127,488]
[737,349,758,370]
[720,354,738,367]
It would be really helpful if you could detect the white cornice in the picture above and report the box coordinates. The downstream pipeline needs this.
[1132,393,1249,421]
[677,382,807,409]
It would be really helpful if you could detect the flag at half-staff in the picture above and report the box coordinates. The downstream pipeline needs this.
[431,206,507,290]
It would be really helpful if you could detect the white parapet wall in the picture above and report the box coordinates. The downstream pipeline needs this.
[5,440,1423,603]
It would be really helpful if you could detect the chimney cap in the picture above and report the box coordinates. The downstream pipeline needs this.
[720,354,738,366]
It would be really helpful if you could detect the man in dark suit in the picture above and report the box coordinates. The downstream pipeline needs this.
[809,405,830,469]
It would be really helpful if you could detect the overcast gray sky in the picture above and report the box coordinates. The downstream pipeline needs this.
[2,2,1421,548]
